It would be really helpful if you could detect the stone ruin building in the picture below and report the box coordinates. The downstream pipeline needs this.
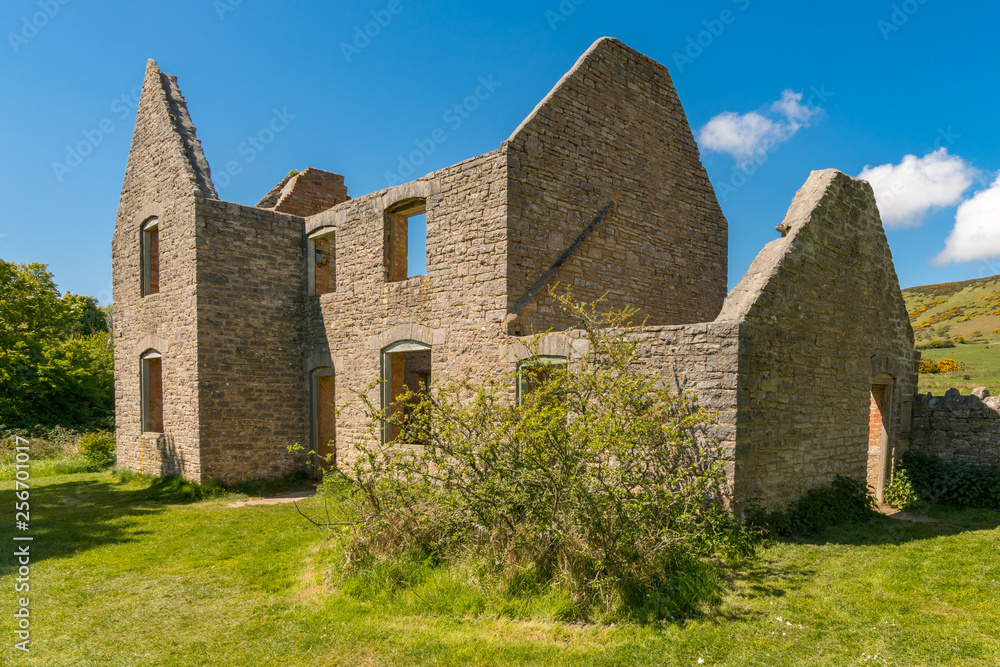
[112,37,921,510]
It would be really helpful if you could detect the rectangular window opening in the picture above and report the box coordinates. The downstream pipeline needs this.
[406,212,427,278]
[309,230,336,296]
[142,219,160,296]
[517,356,568,405]
[386,200,427,281]
[142,354,163,433]
[382,345,431,442]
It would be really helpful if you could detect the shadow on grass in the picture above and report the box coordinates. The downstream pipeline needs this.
[778,504,1000,548]
[703,504,1000,625]
[0,474,220,576]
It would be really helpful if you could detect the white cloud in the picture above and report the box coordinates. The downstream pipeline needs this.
[770,90,821,128]
[857,148,976,229]
[934,175,1000,265]
[698,90,822,167]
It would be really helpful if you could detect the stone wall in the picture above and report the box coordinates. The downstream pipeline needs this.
[505,37,728,333]
[113,60,215,479]
[910,388,1000,466]
[194,199,311,483]
[301,150,512,467]
[719,170,919,508]
[113,46,920,505]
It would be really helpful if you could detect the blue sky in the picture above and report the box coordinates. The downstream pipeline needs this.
[2,0,999,304]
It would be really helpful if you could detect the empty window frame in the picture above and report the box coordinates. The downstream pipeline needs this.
[381,340,431,443]
[516,355,568,405]
[310,368,336,473]
[141,217,160,296]
[141,350,163,433]
[384,198,427,281]
[308,228,336,296]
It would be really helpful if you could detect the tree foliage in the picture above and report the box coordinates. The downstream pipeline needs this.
[331,291,744,620]
[0,259,113,429]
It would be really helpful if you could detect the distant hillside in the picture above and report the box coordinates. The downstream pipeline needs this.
[903,274,1000,340]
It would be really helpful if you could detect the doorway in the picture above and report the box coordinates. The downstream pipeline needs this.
[311,368,336,477]
[867,382,892,501]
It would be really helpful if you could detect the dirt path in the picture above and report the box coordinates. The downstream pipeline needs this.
[227,488,317,508]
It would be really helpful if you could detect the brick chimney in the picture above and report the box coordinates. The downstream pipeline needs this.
[256,168,349,217]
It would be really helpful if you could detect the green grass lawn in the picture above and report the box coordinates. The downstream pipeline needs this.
[2,472,1000,666]
[918,342,1000,394]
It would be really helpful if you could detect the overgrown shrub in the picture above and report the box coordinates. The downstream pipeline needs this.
[330,292,748,621]
[76,431,116,470]
[918,358,965,374]
[748,476,877,537]
[915,339,955,350]
[893,451,1000,510]
[883,468,919,510]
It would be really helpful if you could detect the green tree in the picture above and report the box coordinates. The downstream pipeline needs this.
[0,259,113,428]
[336,291,740,620]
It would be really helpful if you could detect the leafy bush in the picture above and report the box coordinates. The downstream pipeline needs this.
[883,468,919,510]
[748,476,877,537]
[331,292,748,621]
[0,428,118,479]
[77,431,116,470]
[919,358,965,374]
[893,451,1000,510]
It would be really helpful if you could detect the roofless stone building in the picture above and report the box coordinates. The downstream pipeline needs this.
[112,37,918,509]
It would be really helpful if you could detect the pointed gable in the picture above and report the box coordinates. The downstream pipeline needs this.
[505,37,728,331]
[118,59,217,206]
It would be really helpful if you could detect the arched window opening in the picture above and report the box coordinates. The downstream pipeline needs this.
[381,340,431,442]
[516,355,568,405]
[141,350,163,433]
[141,217,159,296]
[385,198,427,281]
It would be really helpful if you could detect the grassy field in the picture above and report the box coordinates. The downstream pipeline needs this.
[2,472,999,666]
[902,276,1000,394]
[917,341,1000,394]
[902,274,1000,341]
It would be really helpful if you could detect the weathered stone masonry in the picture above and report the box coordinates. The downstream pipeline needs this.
[113,37,919,508]
[910,388,1000,467]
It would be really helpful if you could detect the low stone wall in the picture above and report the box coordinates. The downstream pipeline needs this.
[910,388,1000,466]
